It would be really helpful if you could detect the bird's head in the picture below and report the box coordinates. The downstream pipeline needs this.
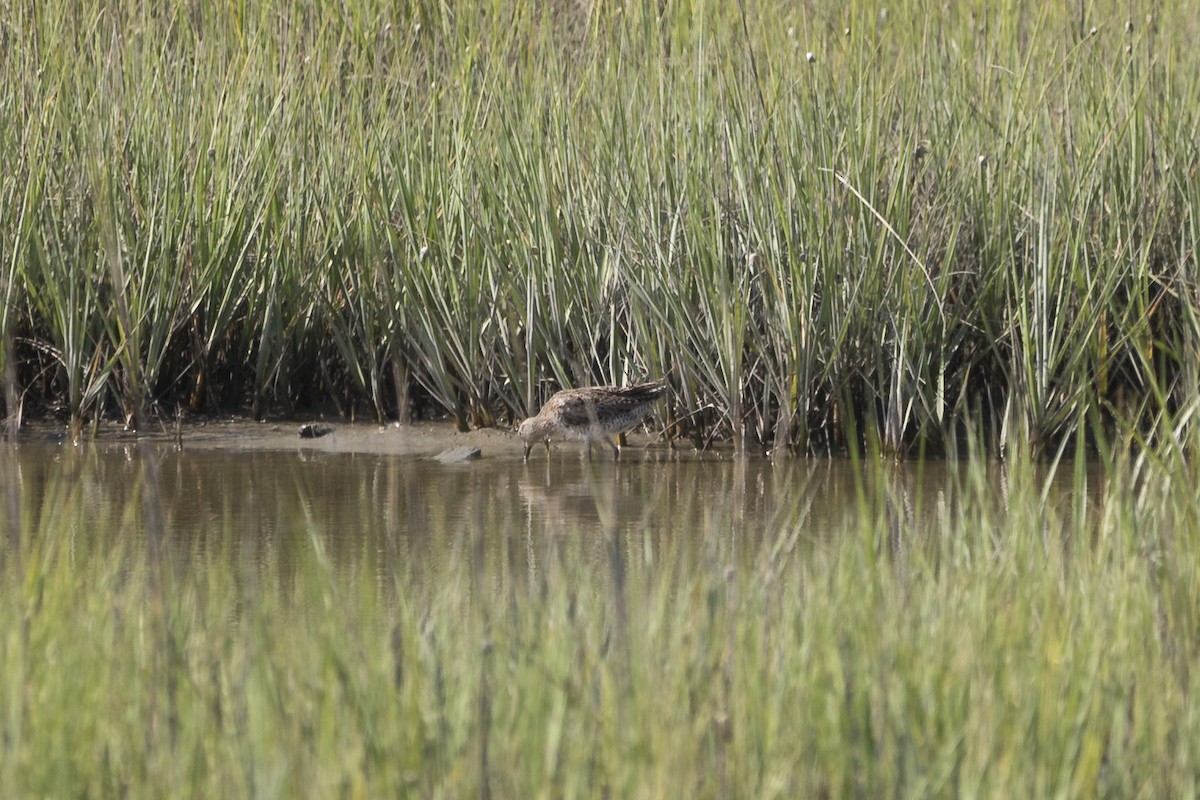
[517,416,554,461]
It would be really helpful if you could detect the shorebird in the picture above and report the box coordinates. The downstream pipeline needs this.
[517,381,668,461]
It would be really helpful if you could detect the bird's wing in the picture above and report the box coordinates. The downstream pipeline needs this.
[547,393,605,428]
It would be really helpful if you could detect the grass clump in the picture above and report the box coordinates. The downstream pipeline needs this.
[2,0,1199,454]
[1,433,1200,795]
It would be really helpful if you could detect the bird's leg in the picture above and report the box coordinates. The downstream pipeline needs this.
[543,437,551,458]
[608,436,621,460]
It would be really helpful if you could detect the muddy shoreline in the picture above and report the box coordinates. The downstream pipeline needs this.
[6,416,689,461]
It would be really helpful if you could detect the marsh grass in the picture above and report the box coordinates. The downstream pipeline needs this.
[2,429,1200,795]
[2,0,1199,452]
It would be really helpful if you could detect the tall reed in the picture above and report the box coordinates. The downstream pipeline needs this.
[2,0,1197,452]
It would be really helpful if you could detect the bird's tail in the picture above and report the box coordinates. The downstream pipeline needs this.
[626,380,669,403]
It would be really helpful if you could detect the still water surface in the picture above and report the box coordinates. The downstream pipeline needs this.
[4,437,1098,590]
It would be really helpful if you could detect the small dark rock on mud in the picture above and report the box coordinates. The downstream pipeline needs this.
[434,445,482,463]
[298,424,334,439]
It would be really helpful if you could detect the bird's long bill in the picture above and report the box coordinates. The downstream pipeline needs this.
[523,441,533,461]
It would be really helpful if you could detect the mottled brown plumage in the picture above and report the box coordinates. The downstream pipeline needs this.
[518,381,667,460]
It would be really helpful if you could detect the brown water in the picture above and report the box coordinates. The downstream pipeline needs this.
[2,431,1100,591]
